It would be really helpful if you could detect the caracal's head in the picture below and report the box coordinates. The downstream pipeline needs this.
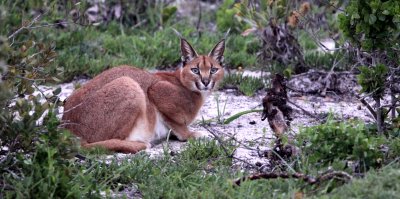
[179,38,225,94]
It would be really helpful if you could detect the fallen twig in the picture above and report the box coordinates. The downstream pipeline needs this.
[321,55,345,96]
[287,99,325,121]
[201,125,261,171]
[196,1,202,37]
[357,97,377,121]
[233,170,352,186]
[8,14,42,41]
[201,125,233,158]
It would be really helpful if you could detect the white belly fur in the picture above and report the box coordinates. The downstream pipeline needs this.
[153,111,170,141]
[125,111,169,143]
[125,116,153,143]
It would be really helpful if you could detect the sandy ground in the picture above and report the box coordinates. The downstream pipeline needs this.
[146,89,373,169]
[39,75,373,169]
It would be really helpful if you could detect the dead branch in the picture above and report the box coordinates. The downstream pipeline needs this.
[358,97,377,120]
[262,74,293,137]
[8,14,42,41]
[321,56,345,96]
[287,99,325,121]
[196,1,202,37]
[259,22,307,74]
[233,170,352,186]
[201,125,262,171]
[288,70,357,96]
[201,124,234,158]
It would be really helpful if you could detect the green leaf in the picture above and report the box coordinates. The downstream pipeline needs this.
[369,14,377,24]
[378,14,386,21]
[52,87,62,95]
[224,109,263,124]
[52,77,61,82]
[382,10,390,15]
[352,13,361,19]
[393,16,400,23]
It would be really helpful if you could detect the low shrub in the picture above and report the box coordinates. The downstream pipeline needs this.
[327,164,400,198]
[296,117,386,171]
[220,73,265,96]
[0,34,104,198]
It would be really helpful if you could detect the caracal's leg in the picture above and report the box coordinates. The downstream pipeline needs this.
[83,139,150,153]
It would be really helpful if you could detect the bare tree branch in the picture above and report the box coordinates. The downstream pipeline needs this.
[8,14,42,42]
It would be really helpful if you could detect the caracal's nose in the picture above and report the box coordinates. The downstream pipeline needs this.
[201,78,210,87]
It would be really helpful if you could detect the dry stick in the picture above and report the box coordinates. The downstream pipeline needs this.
[320,55,345,96]
[203,125,295,173]
[29,21,69,29]
[61,102,84,114]
[299,14,341,53]
[356,95,378,121]
[389,71,398,120]
[360,98,378,120]
[7,11,95,46]
[321,0,346,12]
[196,1,202,37]
[203,125,262,153]
[201,125,261,171]
[287,100,325,121]
[269,149,297,174]
[8,8,155,43]
[132,19,147,29]
[201,125,233,157]
[8,14,42,40]
[233,171,352,186]
[382,102,400,109]
[376,97,383,133]
[289,70,354,79]
[385,100,400,118]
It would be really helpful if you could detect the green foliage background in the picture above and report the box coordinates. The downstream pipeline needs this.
[339,0,400,50]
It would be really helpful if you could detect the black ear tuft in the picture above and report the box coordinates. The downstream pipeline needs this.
[208,39,225,65]
[180,38,198,64]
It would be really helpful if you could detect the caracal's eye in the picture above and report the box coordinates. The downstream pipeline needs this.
[191,68,200,74]
[210,67,218,74]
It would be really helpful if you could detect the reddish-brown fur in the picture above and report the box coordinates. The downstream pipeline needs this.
[62,38,225,153]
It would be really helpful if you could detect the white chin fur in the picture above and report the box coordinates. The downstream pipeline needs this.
[200,90,211,98]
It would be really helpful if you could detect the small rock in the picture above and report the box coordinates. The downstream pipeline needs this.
[249,121,256,125]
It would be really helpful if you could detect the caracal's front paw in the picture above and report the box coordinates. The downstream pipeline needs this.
[191,131,211,139]
[145,142,152,149]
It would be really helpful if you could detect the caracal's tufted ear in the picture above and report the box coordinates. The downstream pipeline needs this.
[208,39,225,65]
[180,38,198,64]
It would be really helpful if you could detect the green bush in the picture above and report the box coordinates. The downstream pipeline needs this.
[220,73,265,96]
[225,34,259,68]
[338,0,400,133]
[2,114,95,198]
[327,164,400,198]
[1,38,64,153]
[296,118,386,171]
[338,0,400,50]
[0,34,102,197]
[357,63,388,99]
[178,139,234,166]
[216,0,249,33]
[22,24,257,81]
